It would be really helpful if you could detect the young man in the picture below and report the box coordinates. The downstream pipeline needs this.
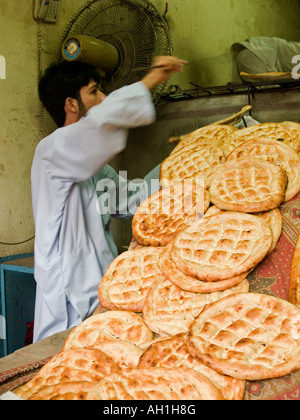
[31,56,186,342]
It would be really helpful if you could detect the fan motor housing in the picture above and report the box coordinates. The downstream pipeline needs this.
[60,0,173,101]
[62,35,119,77]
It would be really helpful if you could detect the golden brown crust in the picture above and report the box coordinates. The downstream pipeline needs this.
[28,382,97,400]
[159,241,250,293]
[138,334,246,400]
[171,212,272,282]
[204,207,282,255]
[62,311,153,351]
[14,348,120,400]
[160,143,225,189]
[142,275,249,337]
[170,124,237,156]
[187,292,300,381]
[289,234,300,306]
[132,180,210,247]
[210,158,287,213]
[240,71,292,81]
[98,247,165,311]
[233,121,300,153]
[86,367,224,400]
[226,138,300,202]
[93,340,143,369]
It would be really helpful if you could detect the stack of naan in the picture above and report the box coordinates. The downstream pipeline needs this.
[14,121,300,400]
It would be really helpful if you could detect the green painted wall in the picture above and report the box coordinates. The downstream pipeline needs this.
[162,0,300,88]
[0,0,299,257]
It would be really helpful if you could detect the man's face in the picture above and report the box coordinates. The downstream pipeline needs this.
[78,79,106,118]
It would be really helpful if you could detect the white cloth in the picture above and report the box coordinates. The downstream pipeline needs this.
[232,37,300,81]
[31,82,155,342]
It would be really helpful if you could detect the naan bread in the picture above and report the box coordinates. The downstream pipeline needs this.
[159,241,250,293]
[132,180,210,247]
[142,275,249,337]
[256,209,283,254]
[210,158,287,212]
[86,367,224,400]
[204,207,282,255]
[171,124,238,155]
[187,293,300,380]
[14,348,120,400]
[63,311,153,350]
[226,138,300,202]
[138,334,246,400]
[93,340,143,369]
[98,247,165,311]
[160,143,225,189]
[171,212,272,282]
[233,121,300,153]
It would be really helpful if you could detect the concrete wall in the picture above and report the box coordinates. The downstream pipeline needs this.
[0,0,300,257]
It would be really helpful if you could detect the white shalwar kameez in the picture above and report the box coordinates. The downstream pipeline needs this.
[31,82,155,342]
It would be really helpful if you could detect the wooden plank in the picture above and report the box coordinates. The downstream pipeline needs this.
[4,257,34,269]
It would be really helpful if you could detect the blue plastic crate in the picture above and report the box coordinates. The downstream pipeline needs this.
[0,254,35,358]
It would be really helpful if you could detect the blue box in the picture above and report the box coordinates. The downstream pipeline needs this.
[0,254,35,358]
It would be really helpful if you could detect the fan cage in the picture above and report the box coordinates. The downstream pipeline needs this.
[60,0,173,103]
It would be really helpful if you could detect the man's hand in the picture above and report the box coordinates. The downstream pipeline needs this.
[141,56,188,91]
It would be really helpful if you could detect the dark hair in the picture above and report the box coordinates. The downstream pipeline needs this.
[38,61,101,127]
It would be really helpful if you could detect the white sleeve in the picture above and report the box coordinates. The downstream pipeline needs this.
[42,82,156,183]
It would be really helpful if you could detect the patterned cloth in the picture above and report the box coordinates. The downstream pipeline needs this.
[244,192,300,400]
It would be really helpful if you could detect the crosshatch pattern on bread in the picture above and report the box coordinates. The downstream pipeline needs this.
[171,212,272,282]
[158,241,250,293]
[132,179,210,247]
[226,138,300,202]
[171,124,238,156]
[14,348,121,400]
[233,121,300,153]
[86,367,224,400]
[160,143,225,189]
[62,311,153,350]
[210,158,288,212]
[98,247,165,311]
[142,276,250,337]
[187,293,300,381]
[12,120,300,401]
[138,334,246,400]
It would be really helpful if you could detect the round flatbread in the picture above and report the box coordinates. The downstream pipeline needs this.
[86,367,224,400]
[98,247,165,311]
[226,138,300,202]
[171,124,238,155]
[187,292,300,381]
[132,180,210,247]
[204,207,282,255]
[14,348,120,400]
[160,143,225,189]
[138,334,246,400]
[233,121,300,153]
[171,212,272,282]
[142,275,250,337]
[210,158,288,213]
[62,311,153,350]
[159,241,250,293]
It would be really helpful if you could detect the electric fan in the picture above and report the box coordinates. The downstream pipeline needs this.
[60,0,173,103]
